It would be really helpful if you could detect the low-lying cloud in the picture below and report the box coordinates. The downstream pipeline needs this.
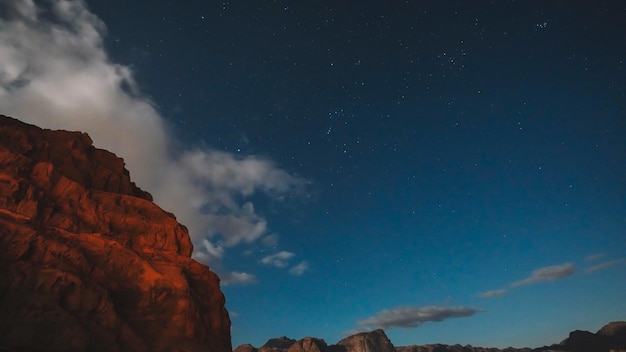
[0,0,306,284]
[356,306,482,330]
[511,263,575,287]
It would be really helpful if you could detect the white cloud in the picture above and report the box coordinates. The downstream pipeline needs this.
[198,239,225,260]
[478,289,508,298]
[289,261,309,276]
[260,251,296,268]
[356,306,482,330]
[221,272,257,286]
[0,0,306,277]
[511,263,575,287]
[261,233,279,247]
[585,258,626,273]
[341,328,370,337]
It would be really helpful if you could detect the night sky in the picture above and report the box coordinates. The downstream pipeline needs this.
[1,0,625,349]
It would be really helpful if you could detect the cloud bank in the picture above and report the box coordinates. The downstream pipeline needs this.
[356,306,482,330]
[0,0,305,284]
[511,263,575,287]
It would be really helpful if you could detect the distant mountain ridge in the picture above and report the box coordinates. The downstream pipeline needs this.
[234,321,626,352]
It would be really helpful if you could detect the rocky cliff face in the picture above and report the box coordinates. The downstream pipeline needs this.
[0,115,231,351]
[234,330,395,352]
[549,321,626,352]
[336,330,397,352]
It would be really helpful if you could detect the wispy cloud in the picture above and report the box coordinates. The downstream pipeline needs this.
[478,289,508,298]
[221,272,257,286]
[261,251,296,268]
[289,261,309,276]
[585,253,605,262]
[511,263,575,287]
[0,0,307,280]
[356,306,482,330]
[585,258,626,273]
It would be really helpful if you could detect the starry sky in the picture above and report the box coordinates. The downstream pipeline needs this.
[1,0,625,349]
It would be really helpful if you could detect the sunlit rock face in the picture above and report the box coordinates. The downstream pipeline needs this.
[596,321,626,348]
[241,336,330,352]
[260,337,299,352]
[336,329,396,352]
[287,337,329,352]
[0,115,231,352]
[234,343,260,352]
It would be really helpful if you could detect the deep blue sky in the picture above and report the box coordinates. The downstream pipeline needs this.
[13,0,626,348]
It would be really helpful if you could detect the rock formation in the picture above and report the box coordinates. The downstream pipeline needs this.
[234,321,626,352]
[236,330,396,352]
[396,345,532,352]
[261,337,298,352]
[234,343,259,352]
[0,115,231,351]
[336,329,397,352]
[544,321,626,352]
[287,337,329,352]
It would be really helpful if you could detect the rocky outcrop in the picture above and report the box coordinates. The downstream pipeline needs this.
[597,321,626,349]
[396,345,532,352]
[234,344,259,352]
[260,337,298,352]
[0,115,231,351]
[542,321,626,352]
[337,329,396,352]
[235,336,333,352]
[235,321,626,352]
[287,337,329,352]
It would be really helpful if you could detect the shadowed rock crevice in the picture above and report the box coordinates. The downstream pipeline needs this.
[0,115,231,352]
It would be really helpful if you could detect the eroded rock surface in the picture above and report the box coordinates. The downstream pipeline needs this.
[0,115,231,351]
[336,329,396,352]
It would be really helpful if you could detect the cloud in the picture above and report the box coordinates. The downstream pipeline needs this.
[0,0,307,276]
[260,251,296,268]
[511,263,575,287]
[342,328,370,337]
[261,233,279,247]
[198,239,225,260]
[289,261,309,276]
[585,258,626,273]
[221,272,258,286]
[585,253,605,262]
[356,306,482,330]
[478,289,508,298]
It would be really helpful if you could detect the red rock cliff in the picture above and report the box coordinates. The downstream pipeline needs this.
[0,115,231,351]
